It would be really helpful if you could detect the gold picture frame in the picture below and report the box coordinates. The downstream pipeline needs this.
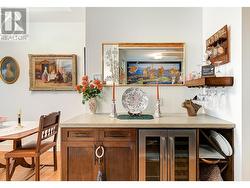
[29,54,77,91]
[102,42,186,86]
[0,56,20,84]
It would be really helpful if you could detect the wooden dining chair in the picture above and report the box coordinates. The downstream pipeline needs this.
[5,111,61,181]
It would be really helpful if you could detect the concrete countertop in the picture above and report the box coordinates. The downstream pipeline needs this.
[60,113,235,129]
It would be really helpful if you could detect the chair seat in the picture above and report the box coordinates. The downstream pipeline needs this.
[5,141,56,158]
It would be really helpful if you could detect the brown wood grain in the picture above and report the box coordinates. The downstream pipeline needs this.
[103,141,137,181]
[102,42,184,48]
[61,128,138,181]
[67,143,97,180]
[0,128,38,141]
[118,43,184,48]
[101,129,136,142]
[185,77,234,88]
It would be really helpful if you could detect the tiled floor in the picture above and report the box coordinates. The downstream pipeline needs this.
[0,151,61,181]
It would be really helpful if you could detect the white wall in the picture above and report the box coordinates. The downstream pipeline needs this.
[0,8,245,180]
[86,7,202,114]
[242,7,250,181]
[202,8,242,180]
[0,8,86,150]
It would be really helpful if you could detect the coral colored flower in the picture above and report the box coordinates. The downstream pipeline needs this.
[82,75,88,81]
[82,86,87,92]
[75,85,81,91]
[93,79,100,85]
[97,84,103,90]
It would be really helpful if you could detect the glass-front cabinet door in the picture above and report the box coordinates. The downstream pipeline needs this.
[139,130,168,181]
[139,129,196,181]
[167,130,196,181]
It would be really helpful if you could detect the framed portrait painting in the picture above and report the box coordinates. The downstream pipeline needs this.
[0,56,20,84]
[29,54,77,91]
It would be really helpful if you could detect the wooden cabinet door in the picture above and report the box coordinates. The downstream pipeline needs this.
[167,129,196,181]
[102,141,137,181]
[61,128,137,181]
[62,142,98,181]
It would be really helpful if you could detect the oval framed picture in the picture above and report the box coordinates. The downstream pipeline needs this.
[0,56,20,84]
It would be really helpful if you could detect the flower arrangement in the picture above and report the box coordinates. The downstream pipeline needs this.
[75,75,103,104]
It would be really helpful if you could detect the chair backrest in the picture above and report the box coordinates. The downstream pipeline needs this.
[36,111,61,152]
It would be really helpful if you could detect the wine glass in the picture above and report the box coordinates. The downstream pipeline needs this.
[205,88,213,103]
[213,88,218,107]
[218,87,226,108]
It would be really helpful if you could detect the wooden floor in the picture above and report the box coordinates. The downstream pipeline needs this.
[0,151,61,181]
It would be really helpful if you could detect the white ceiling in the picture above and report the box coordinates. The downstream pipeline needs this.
[28,7,85,22]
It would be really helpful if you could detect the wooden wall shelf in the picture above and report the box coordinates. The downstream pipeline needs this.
[185,77,234,88]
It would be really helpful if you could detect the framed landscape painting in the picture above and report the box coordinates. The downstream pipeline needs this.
[127,61,182,84]
[29,54,77,91]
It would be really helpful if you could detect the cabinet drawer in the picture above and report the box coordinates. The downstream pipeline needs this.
[101,129,136,141]
[62,128,98,141]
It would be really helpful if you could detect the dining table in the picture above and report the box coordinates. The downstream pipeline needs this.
[0,121,39,179]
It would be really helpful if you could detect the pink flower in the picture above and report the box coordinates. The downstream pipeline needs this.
[82,80,88,87]
[82,75,88,81]
[90,84,95,89]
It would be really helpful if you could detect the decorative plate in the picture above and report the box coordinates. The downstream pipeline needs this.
[210,130,233,156]
[122,88,148,114]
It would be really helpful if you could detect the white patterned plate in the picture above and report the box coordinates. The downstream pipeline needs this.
[210,130,233,156]
[122,88,148,114]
